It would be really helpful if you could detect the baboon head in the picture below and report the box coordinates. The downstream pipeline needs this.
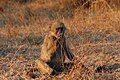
[50,21,66,39]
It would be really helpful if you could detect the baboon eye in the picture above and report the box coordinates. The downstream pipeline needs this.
[53,36,57,40]
[56,28,59,31]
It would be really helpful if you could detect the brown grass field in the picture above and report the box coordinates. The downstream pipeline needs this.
[0,0,120,80]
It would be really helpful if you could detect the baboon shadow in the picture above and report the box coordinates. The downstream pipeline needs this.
[50,62,74,75]
[95,63,120,73]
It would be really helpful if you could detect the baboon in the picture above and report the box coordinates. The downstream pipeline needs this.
[36,21,74,75]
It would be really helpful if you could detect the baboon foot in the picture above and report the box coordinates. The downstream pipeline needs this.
[36,59,53,75]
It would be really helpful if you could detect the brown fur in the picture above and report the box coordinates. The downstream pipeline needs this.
[36,21,74,75]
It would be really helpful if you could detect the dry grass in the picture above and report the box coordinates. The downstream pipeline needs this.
[0,0,120,80]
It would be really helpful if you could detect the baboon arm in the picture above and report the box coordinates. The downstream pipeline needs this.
[65,47,74,61]
[36,59,53,74]
[64,38,74,61]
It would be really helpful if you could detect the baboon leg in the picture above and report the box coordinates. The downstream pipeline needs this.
[36,59,53,75]
[64,62,74,71]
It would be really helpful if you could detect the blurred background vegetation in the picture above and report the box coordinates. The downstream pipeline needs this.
[0,0,120,80]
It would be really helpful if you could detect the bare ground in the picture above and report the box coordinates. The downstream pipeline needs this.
[0,0,120,80]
